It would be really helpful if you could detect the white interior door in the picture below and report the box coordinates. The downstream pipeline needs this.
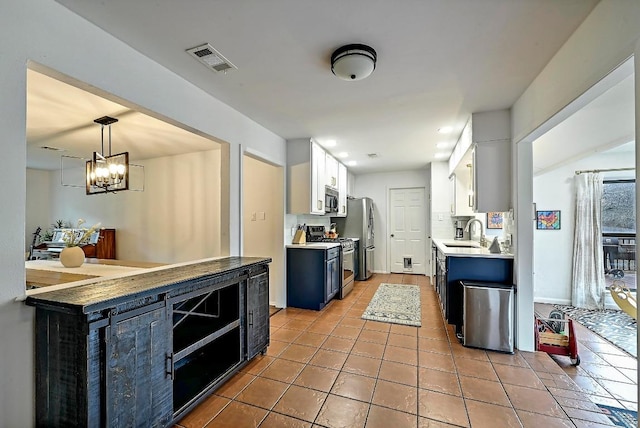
[389,188,426,274]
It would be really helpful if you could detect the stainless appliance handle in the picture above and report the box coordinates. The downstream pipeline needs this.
[343,249,355,256]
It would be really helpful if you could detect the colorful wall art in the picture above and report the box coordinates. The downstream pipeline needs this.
[536,210,561,230]
[487,212,503,229]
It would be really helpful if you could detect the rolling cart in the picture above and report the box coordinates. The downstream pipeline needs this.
[534,310,580,365]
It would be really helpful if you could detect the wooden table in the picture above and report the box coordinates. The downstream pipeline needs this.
[26,258,166,289]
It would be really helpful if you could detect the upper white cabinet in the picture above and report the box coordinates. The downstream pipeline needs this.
[449,110,511,213]
[449,168,474,217]
[325,154,339,189]
[472,139,510,212]
[287,138,326,215]
[312,142,326,213]
[336,162,348,217]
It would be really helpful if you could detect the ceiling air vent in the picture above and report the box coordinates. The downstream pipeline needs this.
[186,43,237,73]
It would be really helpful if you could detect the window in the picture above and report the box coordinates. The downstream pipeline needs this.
[602,179,635,235]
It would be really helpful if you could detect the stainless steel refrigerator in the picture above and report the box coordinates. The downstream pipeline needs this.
[333,197,374,280]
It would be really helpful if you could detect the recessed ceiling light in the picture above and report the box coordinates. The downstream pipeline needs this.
[438,126,453,134]
[337,152,349,158]
[347,160,357,166]
[434,153,449,159]
[436,142,449,149]
[324,139,337,147]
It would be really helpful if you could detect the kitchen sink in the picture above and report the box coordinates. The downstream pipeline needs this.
[443,243,481,248]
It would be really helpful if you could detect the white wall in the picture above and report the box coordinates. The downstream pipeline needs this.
[511,0,640,352]
[533,150,635,304]
[28,149,224,263]
[512,1,640,144]
[1,0,285,425]
[25,169,52,252]
[353,169,428,274]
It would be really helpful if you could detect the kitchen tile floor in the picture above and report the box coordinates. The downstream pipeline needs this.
[176,274,637,427]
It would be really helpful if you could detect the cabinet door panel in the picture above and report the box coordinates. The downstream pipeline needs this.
[247,271,270,359]
[311,142,326,214]
[106,307,172,428]
[337,163,347,216]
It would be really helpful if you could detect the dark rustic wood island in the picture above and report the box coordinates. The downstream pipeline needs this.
[26,256,271,428]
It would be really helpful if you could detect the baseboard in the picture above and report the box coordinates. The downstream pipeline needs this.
[534,297,571,305]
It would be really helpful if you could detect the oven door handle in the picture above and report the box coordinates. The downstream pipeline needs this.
[343,249,355,256]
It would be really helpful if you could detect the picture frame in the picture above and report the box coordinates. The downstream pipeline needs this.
[486,212,503,229]
[536,210,561,230]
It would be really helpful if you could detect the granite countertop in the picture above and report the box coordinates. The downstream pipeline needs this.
[286,242,341,249]
[25,256,271,313]
[433,238,514,259]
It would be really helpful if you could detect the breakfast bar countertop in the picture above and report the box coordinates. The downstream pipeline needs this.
[25,258,166,289]
[433,238,514,259]
[25,256,271,314]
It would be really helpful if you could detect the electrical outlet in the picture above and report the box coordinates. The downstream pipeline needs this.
[251,212,257,221]
[438,214,444,221]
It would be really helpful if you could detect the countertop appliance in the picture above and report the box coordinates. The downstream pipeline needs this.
[324,186,339,213]
[304,225,355,298]
[454,220,464,240]
[332,197,374,280]
[462,281,515,353]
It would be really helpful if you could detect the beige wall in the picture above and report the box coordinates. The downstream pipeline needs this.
[27,148,224,264]
[243,155,285,307]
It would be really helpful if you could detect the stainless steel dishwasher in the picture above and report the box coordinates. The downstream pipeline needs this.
[462,281,515,353]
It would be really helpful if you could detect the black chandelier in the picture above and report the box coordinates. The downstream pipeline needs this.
[85,116,129,195]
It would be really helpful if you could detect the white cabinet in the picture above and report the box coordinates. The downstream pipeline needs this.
[287,138,326,215]
[448,110,511,213]
[312,142,326,213]
[325,154,339,189]
[336,162,348,217]
[449,170,474,217]
[472,140,510,212]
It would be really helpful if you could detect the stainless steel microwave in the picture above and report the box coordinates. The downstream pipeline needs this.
[325,186,339,213]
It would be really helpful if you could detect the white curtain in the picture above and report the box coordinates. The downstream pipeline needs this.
[571,172,605,309]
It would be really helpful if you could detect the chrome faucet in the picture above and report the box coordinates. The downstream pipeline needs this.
[465,218,486,246]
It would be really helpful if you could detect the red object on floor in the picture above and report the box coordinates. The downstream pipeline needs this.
[535,316,580,365]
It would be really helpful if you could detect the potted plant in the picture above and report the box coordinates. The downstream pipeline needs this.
[59,219,101,268]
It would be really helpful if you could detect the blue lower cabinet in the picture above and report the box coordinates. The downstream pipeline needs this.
[446,256,513,333]
[287,246,341,310]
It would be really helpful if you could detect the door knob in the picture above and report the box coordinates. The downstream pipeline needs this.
[390,234,394,237]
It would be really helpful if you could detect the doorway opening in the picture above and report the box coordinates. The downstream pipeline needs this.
[242,153,285,308]
[25,65,229,291]
[531,57,636,356]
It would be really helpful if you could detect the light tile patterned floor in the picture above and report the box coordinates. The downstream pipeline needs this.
[176,274,637,428]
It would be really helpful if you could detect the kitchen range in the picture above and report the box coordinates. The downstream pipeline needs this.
[305,225,355,297]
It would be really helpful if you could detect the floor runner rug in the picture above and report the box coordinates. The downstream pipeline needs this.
[553,304,637,357]
[362,283,421,327]
[597,404,638,428]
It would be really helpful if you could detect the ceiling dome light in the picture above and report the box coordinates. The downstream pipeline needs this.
[331,44,377,81]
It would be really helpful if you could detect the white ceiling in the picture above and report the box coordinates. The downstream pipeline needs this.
[36,0,599,173]
[27,69,221,170]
